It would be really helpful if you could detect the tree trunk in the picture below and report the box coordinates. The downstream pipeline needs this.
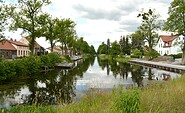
[181,36,185,65]
[51,42,54,53]
[30,38,35,55]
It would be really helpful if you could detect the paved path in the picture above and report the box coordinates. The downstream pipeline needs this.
[129,59,185,71]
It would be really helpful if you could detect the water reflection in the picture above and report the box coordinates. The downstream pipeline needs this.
[0,56,181,109]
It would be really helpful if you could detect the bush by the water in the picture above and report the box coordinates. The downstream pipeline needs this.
[169,53,182,59]
[0,53,63,80]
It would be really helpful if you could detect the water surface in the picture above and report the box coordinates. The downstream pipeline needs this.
[0,57,181,109]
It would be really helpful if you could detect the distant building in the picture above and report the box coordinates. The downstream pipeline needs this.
[0,39,17,59]
[0,38,29,59]
[154,35,183,55]
[20,37,46,55]
[9,39,29,57]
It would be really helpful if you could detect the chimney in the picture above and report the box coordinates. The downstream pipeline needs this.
[14,39,17,41]
[10,38,13,41]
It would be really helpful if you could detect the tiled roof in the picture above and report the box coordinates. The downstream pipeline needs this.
[9,40,28,47]
[161,35,177,42]
[24,37,41,49]
[0,39,17,50]
[160,35,177,47]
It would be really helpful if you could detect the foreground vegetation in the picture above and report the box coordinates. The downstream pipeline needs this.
[3,74,185,113]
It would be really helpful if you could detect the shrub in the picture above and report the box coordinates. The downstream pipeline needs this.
[0,61,16,80]
[169,53,182,59]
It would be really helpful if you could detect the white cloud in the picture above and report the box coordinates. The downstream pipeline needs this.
[4,0,173,51]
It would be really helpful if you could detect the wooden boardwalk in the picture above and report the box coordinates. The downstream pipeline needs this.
[129,60,185,73]
[55,62,75,69]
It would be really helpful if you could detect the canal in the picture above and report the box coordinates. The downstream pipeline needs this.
[0,56,181,109]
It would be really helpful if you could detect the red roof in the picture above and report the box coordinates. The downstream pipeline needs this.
[9,40,28,47]
[0,39,17,51]
[160,35,177,47]
[161,35,177,42]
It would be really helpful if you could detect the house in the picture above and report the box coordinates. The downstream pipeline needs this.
[0,38,29,59]
[9,39,29,57]
[47,46,63,54]
[155,35,183,55]
[19,37,46,55]
[0,39,17,59]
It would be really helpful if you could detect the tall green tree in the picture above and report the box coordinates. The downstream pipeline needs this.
[110,41,121,56]
[56,18,76,55]
[131,30,145,50]
[10,0,51,54]
[164,0,185,64]
[0,1,14,38]
[119,35,126,55]
[40,14,58,52]
[97,42,107,54]
[107,38,110,55]
[137,9,161,59]
[125,36,131,55]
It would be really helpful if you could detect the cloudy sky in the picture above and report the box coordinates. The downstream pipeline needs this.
[5,0,173,50]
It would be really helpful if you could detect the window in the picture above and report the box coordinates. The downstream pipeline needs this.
[18,50,20,55]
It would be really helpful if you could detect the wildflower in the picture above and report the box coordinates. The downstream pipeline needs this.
[83,95,88,99]
[103,91,106,95]
[97,91,101,95]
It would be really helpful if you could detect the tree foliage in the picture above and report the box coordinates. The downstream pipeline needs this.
[0,1,14,38]
[110,41,121,56]
[56,18,76,55]
[137,9,161,56]
[40,14,58,52]
[97,42,107,54]
[10,0,51,54]
[119,35,131,55]
[164,0,185,64]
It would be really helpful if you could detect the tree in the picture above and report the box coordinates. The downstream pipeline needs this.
[0,1,13,38]
[97,42,107,54]
[10,0,51,54]
[107,38,110,55]
[40,14,58,52]
[137,9,161,59]
[125,36,131,55]
[56,18,76,55]
[119,35,126,55]
[130,30,145,55]
[110,41,121,56]
[164,0,185,64]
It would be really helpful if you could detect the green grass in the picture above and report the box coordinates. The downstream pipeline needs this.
[98,54,132,63]
[6,75,185,113]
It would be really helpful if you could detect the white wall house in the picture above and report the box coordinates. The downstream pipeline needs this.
[154,35,183,55]
[9,39,30,57]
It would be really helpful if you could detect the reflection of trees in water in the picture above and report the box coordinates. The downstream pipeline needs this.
[131,64,145,87]
[24,57,95,105]
[148,68,154,80]
[0,57,96,107]
[97,57,108,70]
[110,60,120,78]
[0,78,29,108]
[119,63,130,80]
[24,69,76,105]
[98,58,146,87]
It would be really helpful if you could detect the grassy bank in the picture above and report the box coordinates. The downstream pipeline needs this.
[5,75,185,113]
[98,54,132,63]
